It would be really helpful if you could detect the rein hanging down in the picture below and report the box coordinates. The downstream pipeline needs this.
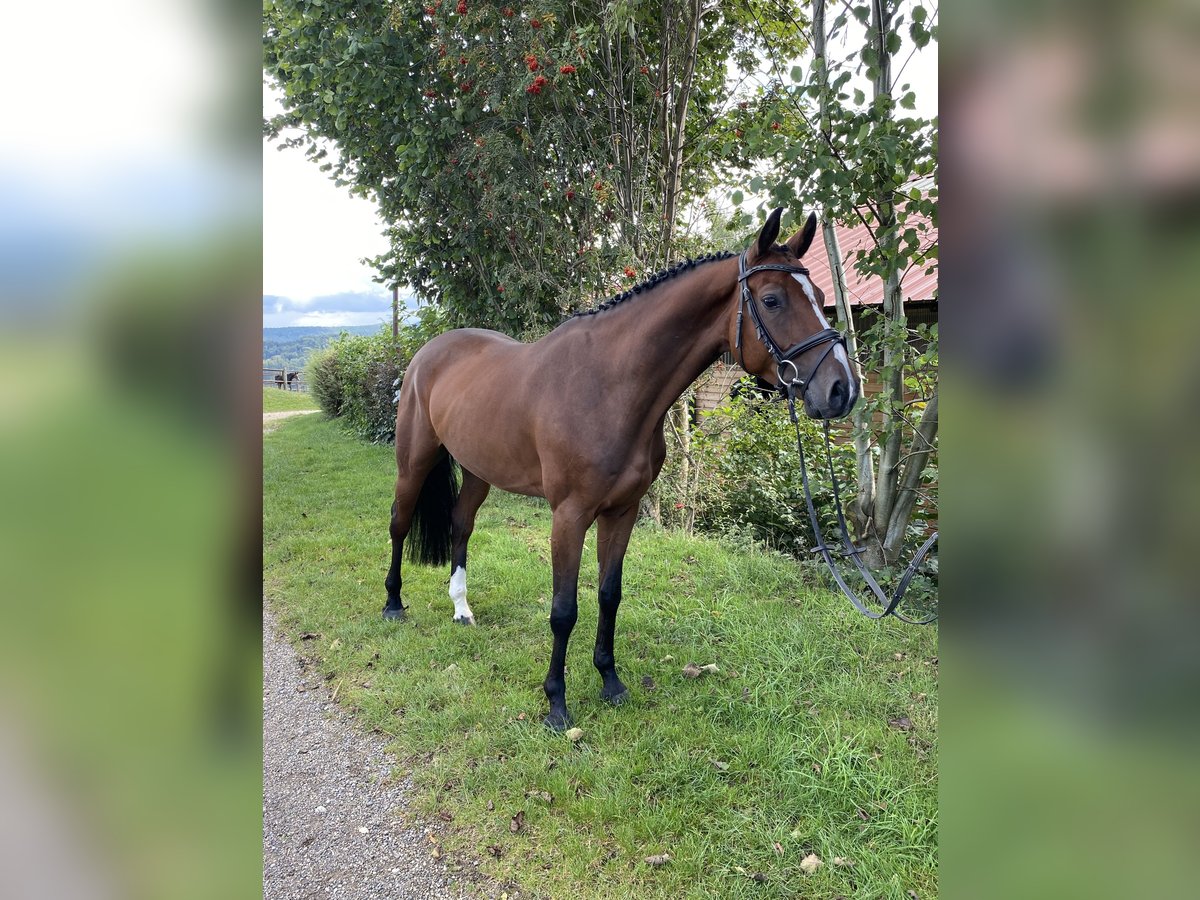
[783,374,938,625]
[735,248,937,624]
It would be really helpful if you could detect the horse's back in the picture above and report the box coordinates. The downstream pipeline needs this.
[403,328,522,395]
[400,328,548,492]
[417,327,522,358]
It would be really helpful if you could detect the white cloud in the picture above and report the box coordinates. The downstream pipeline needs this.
[263,310,390,329]
[263,86,390,303]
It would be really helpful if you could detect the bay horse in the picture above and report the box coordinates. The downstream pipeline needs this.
[384,208,858,729]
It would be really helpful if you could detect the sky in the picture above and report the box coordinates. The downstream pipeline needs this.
[262,14,937,328]
[262,86,400,328]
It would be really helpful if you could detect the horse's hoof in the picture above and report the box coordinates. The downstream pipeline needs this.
[382,606,406,621]
[452,615,476,626]
[601,688,629,706]
[543,711,572,732]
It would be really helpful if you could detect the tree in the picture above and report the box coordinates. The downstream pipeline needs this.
[739,0,938,569]
[264,0,804,335]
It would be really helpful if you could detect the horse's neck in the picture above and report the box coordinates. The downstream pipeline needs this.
[588,259,735,423]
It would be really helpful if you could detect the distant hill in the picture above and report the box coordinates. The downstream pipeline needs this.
[263,324,383,370]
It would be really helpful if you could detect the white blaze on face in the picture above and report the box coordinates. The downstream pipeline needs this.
[792,273,854,386]
[449,566,474,623]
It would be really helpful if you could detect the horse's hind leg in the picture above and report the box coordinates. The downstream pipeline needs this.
[594,505,637,705]
[383,398,445,620]
[448,468,490,625]
[383,490,414,620]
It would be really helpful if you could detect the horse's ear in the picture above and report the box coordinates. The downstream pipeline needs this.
[752,207,785,261]
[786,211,819,259]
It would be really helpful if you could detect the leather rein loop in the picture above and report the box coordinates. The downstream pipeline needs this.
[733,248,937,623]
[784,390,938,624]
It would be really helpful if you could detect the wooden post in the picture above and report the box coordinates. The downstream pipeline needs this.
[392,285,400,343]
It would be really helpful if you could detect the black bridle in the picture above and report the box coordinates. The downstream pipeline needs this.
[735,249,846,395]
[735,248,938,624]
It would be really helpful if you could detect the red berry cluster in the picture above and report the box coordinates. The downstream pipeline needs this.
[623,266,636,278]
[456,0,467,14]
[525,54,539,71]
[559,64,576,74]
[459,80,473,92]
[770,121,781,132]
[526,74,548,94]
[423,89,437,98]
[530,18,542,28]
[502,6,514,16]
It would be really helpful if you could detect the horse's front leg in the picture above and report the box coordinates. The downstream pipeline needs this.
[594,505,638,705]
[543,504,590,731]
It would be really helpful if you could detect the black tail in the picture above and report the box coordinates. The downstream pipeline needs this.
[407,453,458,567]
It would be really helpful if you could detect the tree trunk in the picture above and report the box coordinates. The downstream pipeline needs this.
[861,0,907,566]
[392,285,399,344]
[660,0,701,266]
[882,391,937,561]
[813,0,876,537]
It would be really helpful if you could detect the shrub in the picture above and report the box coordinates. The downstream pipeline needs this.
[305,308,450,444]
[692,380,857,558]
[306,346,345,419]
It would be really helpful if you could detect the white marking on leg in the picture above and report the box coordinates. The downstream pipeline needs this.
[449,566,474,623]
[793,273,854,385]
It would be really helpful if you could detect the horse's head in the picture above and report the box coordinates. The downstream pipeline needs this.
[730,207,859,419]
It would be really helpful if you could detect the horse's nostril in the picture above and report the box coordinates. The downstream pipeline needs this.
[829,378,847,411]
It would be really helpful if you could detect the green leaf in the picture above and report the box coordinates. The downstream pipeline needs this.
[731,190,744,205]
[790,65,804,83]
[853,88,865,106]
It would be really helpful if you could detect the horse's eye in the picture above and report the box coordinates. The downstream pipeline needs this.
[762,295,781,309]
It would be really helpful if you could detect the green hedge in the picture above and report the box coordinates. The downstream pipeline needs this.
[692,383,857,556]
[305,308,448,444]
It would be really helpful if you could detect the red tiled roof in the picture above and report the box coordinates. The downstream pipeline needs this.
[805,213,938,308]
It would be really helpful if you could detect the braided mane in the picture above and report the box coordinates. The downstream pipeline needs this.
[570,250,739,319]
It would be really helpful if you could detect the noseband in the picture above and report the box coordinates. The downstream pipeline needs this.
[735,249,846,397]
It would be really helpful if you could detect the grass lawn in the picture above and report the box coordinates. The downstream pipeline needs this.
[262,386,318,412]
[264,415,937,899]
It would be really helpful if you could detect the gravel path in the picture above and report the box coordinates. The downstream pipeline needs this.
[263,607,510,900]
[263,410,318,432]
